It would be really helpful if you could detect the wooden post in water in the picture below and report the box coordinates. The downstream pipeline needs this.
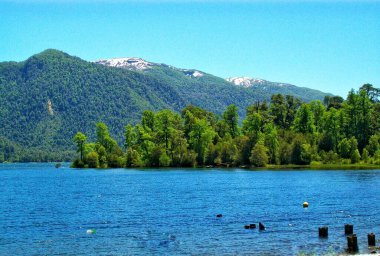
[368,233,376,247]
[318,227,328,238]
[259,222,265,231]
[345,224,353,235]
[347,234,358,253]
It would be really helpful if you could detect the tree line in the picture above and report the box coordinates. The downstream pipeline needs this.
[72,84,380,168]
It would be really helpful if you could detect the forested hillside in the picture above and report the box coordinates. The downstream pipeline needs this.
[0,49,330,162]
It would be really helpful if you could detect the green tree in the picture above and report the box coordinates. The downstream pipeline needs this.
[324,95,344,109]
[351,149,361,164]
[170,130,190,166]
[96,144,107,168]
[85,151,99,168]
[348,137,358,155]
[222,104,240,138]
[156,110,176,154]
[367,134,380,156]
[73,131,87,161]
[141,110,156,132]
[285,95,302,129]
[291,137,311,165]
[159,152,171,167]
[126,148,143,167]
[96,122,109,146]
[362,148,369,163]
[214,134,237,165]
[242,112,264,146]
[189,118,216,165]
[270,94,287,128]
[338,138,351,158]
[249,143,269,167]
[293,104,315,134]
[264,124,279,164]
[124,124,137,151]
[233,135,251,165]
[344,90,372,150]
[360,83,380,102]
[320,108,341,152]
[309,100,326,131]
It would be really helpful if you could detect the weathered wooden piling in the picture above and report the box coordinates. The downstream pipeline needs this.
[368,233,376,246]
[249,224,256,229]
[216,214,223,218]
[318,226,328,238]
[259,222,265,231]
[345,224,353,235]
[347,234,358,252]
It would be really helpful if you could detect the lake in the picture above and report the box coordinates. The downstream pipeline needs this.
[1,163,380,255]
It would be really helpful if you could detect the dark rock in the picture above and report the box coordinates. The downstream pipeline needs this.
[216,214,223,218]
[259,222,265,231]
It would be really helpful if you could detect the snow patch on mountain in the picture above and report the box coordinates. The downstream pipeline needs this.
[95,57,154,71]
[95,57,204,78]
[226,77,267,88]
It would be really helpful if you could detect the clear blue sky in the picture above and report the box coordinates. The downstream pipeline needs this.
[1,1,379,96]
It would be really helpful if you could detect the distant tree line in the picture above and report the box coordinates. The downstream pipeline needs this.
[72,84,380,168]
[0,137,74,163]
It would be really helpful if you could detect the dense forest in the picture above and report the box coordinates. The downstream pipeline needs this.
[0,49,330,162]
[72,84,380,168]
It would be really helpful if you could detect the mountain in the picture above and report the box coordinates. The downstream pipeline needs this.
[226,76,326,101]
[95,57,330,102]
[0,49,331,161]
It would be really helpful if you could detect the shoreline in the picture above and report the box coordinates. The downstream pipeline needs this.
[2,162,380,170]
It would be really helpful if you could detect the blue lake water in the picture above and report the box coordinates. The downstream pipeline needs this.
[1,163,380,255]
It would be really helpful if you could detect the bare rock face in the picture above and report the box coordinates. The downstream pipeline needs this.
[47,99,54,115]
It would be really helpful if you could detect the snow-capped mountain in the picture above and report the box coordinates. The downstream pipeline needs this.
[95,58,204,78]
[226,77,276,88]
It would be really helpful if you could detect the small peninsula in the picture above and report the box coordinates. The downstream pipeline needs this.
[72,85,380,169]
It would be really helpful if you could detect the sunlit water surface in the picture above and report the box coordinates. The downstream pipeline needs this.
[1,163,380,255]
